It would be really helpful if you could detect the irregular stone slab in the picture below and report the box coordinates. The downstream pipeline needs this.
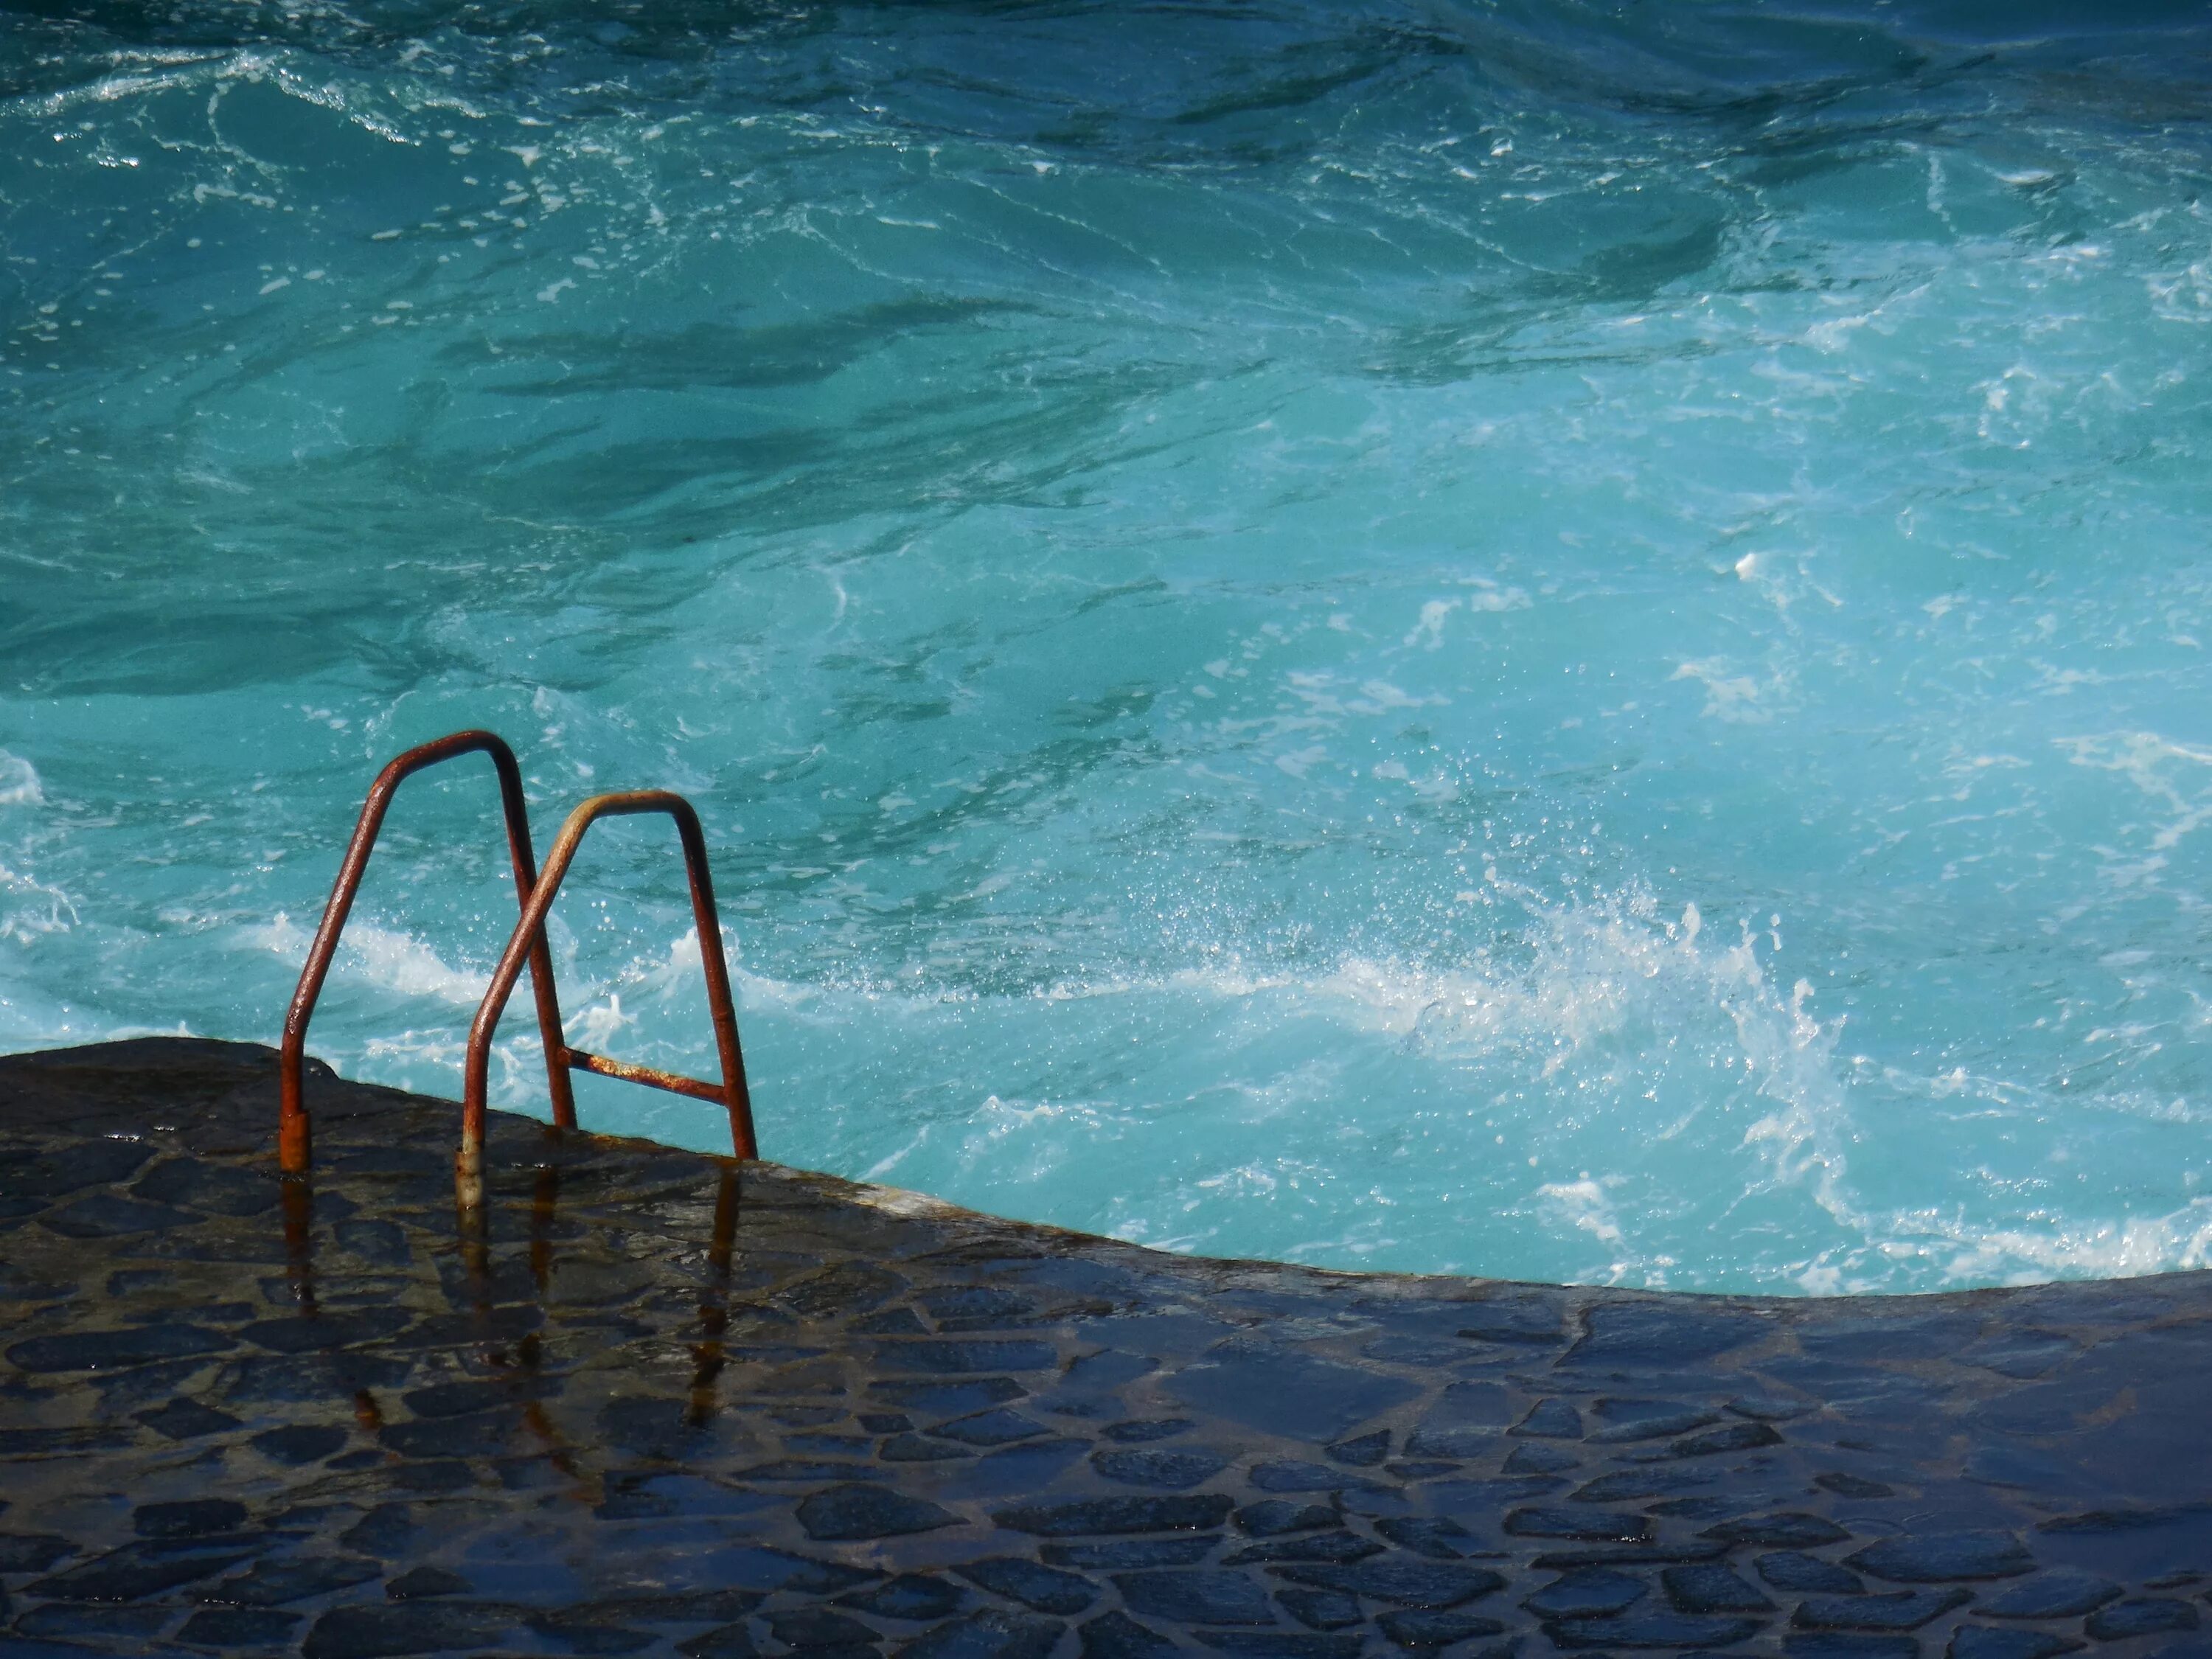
[1795,1590,1974,1631]
[0,1534,77,1573]
[799,1484,959,1541]
[1278,1586,1361,1631]
[1663,1564,1774,1613]
[994,1496,1236,1537]
[1374,1517,1481,1560]
[1819,1473,1898,1499]
[7,1323,234,1372]
[1587,1402,1721,1444]
[1785,1637,1920,1659]
[1081,1610,1180,1659]
[1979,1571,2122,1619]
[1103,1419,1196,1444]
[1377,1609,1507,1648]
[1949,1629,2085,1659]
[1111,1571,1273,1625]
[870,1379,1027,1415]
[1512,1399,1584,1440]
[1453,1293,1566,1346]
[1044,1540,1219,1570]
[936,1410,1048,1447]
[40,1194,202,1237]
[28,1539,255,1601]
[135,1499,247,1538]
[1165,1342,1422,1444]
[1194,1633,1363,1659]
[385,1565,470,1599]
[1548,1610,1767,1649]
[1237,1502,1338,1538]
[239,1308,414,1354]
[1271,1558,1506,1607]
[198,1554,383,1605]
[1505,1443,1580,1475]
[769,1607,883,1647]
[1570,1469,1716,1504]
[178,1607,302,1646]
[873,1340,1059,1375]
[1091,1448,1228,1489]
[1559,1304,1769,1369]
[1524,1570,1647,1618]
[1505,1508,1649,1543]
[1703,1514,1851,1548]
[1846,1533,2034,1584]
[2084,1599,2201,1641]
[1759,1553,1866,1593]
[302,1602,519,1658]
[955,1558,1099,1615]
[0,1138,153,1197]
[1326,1430,1389,1466]
[1224,1532,1383,1566]
[251,1424,348,1465]
[131,1158,282,1217]
[1248,1462,1395,1496]
[884,1433,975,1462]
[779,1263,906,1318]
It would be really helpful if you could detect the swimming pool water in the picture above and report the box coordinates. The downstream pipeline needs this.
[5,0,2211,1293]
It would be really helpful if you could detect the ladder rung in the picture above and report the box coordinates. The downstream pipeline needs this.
[564,1046,731,1105]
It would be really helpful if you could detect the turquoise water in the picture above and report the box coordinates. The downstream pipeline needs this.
[6,1,2212,1293]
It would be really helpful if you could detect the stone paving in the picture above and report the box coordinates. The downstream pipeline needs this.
[2,1039,2209,1659]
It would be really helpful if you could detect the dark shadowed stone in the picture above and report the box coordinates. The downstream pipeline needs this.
[1846,1534,2033,1585]
[1275,1559,1506,1608]
[1327,1430,1390,1466]
[842,1576,969,1622]
[1513,1399,1584,1439]
[1224,1532,1383,1566]
[1550,1610,1767,1648]
[1454,1293,1565,1345]
[799,1484,959,1542]
[1526,1571,1647,1618]
[855,1308,929,1336]
[1166,1341,1421,1444]
[240,1308,414,1354]
[996,1496,1235,1537]
[132,1158,281,1217]
[921,1287,1038,1326]
[1380,1609,1507,1647]
[1570,1470,1716,1504]
[401,1380,517,1419]
[29,1539,254,1601]
[781,1263,906,1318]
[956,1558,1099,1615]
[901,1607,1064,1659]
[1959,1332,2079,1380]
[1560,1304,1767,1369]
[1093,1448,1228,1489]
[1785,1638,1920,1659]
[884,1433,975,1462]
[303,1602,515,1658]
[1703,1514,1850,1548]
[1238,1502,1338,1537]
[681,1623,760,1659]
[1113,1571,1274,1624]
[1640,1421,1784,1460]
[1588,1402,1722,1444]
[1279,1587,1362,1630]
[134,1397,241,1440]
[1980,1571,2121,1619]
[1046,1540,1220,1569]
[1196,1637,1363,1659]
[871,1379,1027,1415]
[252,1424,348,1464]
[1795,1591,1973,1631]
[1102,1419,1195,1444]
[2087,1601,2201,1641]
[1506,1509,1649,1543]
[40,1194,200,1237]
[1760,1554,1865,1593]
[1950,1630,2084,1659]
[386,1565,470,1599]
[1376,1517,1481,1560]
[0,1138,153,1197]
[598,1395,714,1458]
[861,1414,917,1433]
[936,1410,1048,1447]
[333,1218,411,1265]
[1248,1462,1395,1497]
[0,1534,77,1573]
[770,1607,883,1648]
[874,1341,1058,1374]
[339,1506,414,1557]
[1663,1565,1774,1613]
[8,1324,233,1372]
[1818,1473,1896,1500]
[135,1499,246,1538]
[1506,1443,1581,1475]
[1081,1611,1179,1659]
[200,1556,383,1606]
[178,1607,301,1646]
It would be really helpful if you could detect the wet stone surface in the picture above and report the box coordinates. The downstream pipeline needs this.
[1,1040,2210,1659]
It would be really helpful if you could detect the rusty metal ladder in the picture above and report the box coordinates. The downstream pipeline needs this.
[279,731,757,1207]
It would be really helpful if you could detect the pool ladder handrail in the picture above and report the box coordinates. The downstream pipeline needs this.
[279,731,757,1201]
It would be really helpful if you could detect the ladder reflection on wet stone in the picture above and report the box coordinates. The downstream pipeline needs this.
[279,729,759,1221]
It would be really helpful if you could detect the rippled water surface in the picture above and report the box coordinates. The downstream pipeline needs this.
[6,0,2212,1291]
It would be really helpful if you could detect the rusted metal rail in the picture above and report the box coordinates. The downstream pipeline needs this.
[282,736,756,1206]
[279,731,572,1175]
[457,790,755,1208]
